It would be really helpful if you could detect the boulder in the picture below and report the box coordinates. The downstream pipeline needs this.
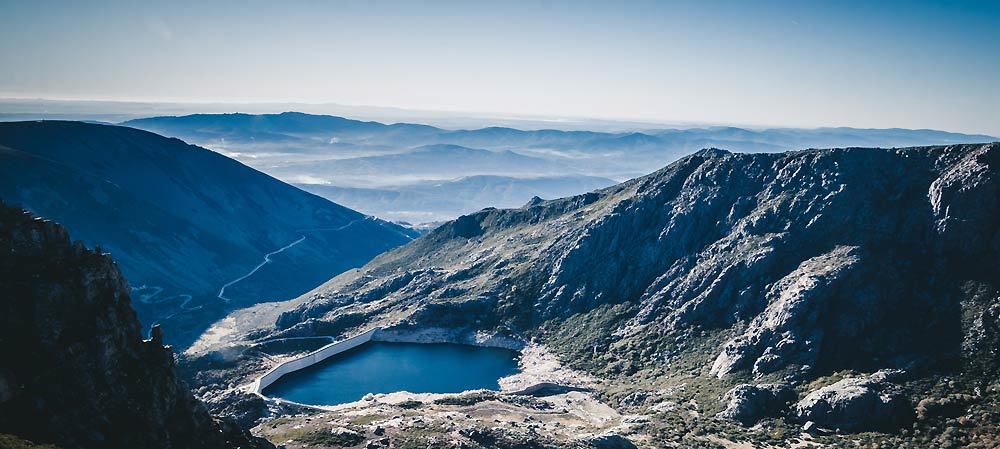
[928,143,1000,257]
[582,434,638,449]
[794,370,911,432]
[711,246,864,378]
[717,383,796,425]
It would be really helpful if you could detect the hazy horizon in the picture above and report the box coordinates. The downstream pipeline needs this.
[2,3,1000,448]
[1,97,998,139]
[1,0,998,135]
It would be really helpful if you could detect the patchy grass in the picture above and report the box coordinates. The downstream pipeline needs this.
[267,426,365,448]
[798,370,860,395]
[384,423,452,449]
[347,414,386,426]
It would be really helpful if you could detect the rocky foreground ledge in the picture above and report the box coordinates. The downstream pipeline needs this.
[0,203,273,449]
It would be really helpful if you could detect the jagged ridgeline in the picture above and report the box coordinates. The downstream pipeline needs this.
[0,203,273,449]
[240,144,998,440]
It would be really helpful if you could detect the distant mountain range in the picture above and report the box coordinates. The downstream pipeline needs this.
[0,121,417,346]
[278,144,568,186]
[123,112,996,157]
[297,174,617,223]
[123,112,997,224]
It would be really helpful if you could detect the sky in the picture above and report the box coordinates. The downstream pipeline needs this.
[1,0,998,135]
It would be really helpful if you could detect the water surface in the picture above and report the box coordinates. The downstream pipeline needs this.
[263,341,520,405]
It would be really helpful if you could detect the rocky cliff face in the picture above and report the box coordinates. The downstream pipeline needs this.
[204,143,998,446]
[256,144,998,380]
[0,203,273,449]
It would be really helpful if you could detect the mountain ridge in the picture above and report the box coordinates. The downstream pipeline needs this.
[124,112,998,150]
[193,142,1000,448]
[0,120,418,347]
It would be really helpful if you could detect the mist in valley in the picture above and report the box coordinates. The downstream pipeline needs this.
[119,110,995,224]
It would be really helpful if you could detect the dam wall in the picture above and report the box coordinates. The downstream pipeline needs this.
[253,327,379,394]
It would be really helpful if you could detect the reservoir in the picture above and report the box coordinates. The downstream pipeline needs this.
[262,341,521,405]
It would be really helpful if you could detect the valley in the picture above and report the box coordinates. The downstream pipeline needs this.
[2,3,998,448]
[218,235,306,303]
[2,117,997,448]
[2,124,998,448]
[0,121,418,347]
[179,143,999,448]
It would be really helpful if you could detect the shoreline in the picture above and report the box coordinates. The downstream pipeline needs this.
[248,326,596,411]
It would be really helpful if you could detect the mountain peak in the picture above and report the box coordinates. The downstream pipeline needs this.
[693,147,732,158]
[244,143,997,435]
[524,195,545,207]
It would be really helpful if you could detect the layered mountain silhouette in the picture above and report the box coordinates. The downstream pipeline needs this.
[125,112,997,155]
[296,174,617,223]
[124,112,997,225]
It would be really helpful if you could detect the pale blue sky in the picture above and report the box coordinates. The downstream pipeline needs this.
[1,0,998,134]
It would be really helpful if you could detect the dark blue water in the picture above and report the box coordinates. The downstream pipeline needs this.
[263,341,521,405]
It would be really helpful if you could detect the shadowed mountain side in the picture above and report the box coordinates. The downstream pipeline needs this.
[0,121,418,347]
[0,203,273,449]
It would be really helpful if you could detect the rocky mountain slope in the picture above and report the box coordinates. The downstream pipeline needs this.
[0,121,418,347]
[0,203,273,449]
[200,143,999,448]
